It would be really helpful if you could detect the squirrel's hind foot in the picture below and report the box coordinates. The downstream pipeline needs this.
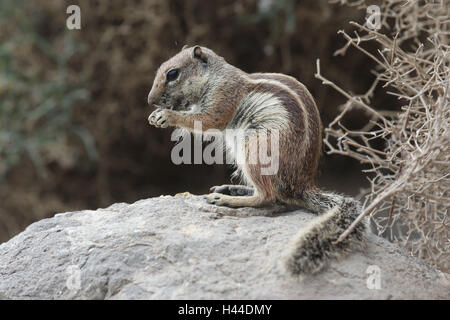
[209,184,254,196]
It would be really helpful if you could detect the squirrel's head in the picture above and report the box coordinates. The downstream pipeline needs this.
[147,45,224,111]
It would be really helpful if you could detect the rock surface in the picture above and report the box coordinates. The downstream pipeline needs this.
[0,195,448,299]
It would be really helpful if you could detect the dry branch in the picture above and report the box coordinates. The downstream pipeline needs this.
[321,0,449,271]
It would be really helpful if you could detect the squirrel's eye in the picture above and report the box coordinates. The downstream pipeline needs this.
[166,69,179,82]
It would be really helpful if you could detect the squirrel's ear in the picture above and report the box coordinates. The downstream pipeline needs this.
[182,45,189,50]
[193,46,207,64]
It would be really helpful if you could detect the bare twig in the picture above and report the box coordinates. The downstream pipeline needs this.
[322,0,450,271]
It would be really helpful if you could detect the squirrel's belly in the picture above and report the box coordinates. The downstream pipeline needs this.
[223,131,254,185]
[223,90,291,171]
[223,131,244,165]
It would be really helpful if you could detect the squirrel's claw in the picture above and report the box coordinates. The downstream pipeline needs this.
[148,108,170,128]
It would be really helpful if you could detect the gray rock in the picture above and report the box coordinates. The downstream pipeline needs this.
[0,195,448,299]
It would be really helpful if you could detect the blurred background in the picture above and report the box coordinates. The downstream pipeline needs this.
[0,0,396,243]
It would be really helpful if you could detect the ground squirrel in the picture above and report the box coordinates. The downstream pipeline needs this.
[147,45,366,275]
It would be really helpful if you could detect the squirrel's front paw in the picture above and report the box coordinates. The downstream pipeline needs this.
[148,108,173,128]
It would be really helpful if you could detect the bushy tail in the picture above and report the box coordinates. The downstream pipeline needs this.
[285,191,366,275]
